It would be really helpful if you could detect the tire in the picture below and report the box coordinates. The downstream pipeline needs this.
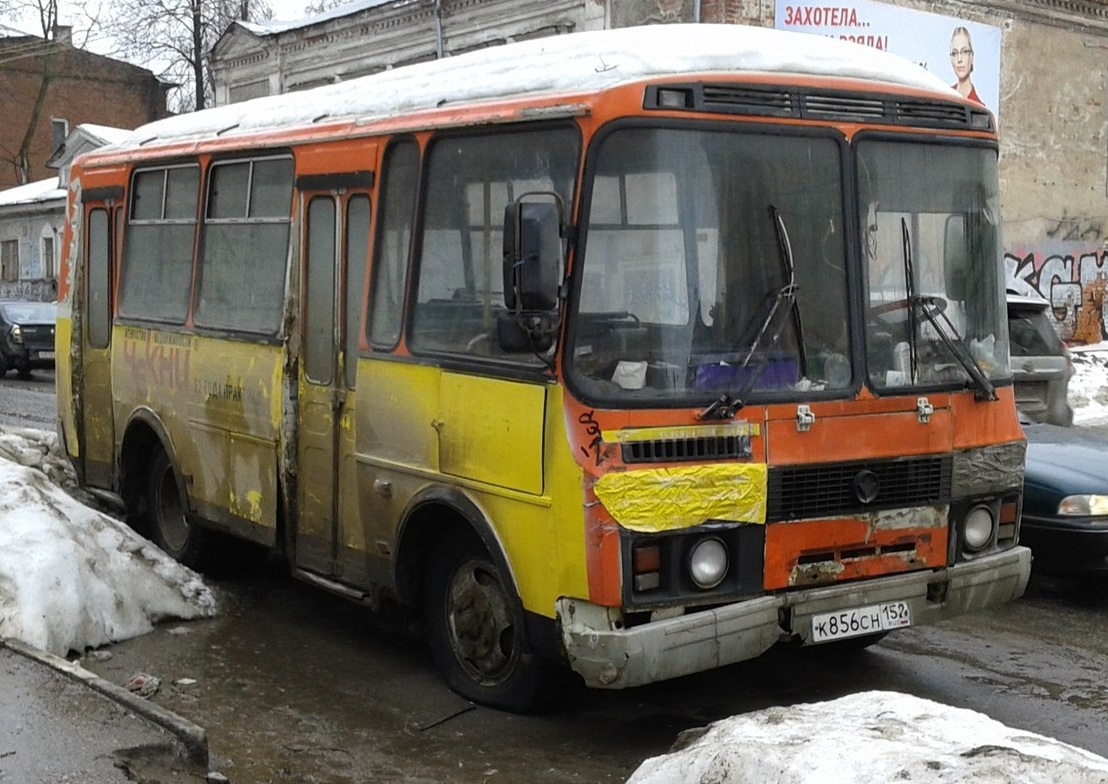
[423,533,556,713]
[145,448,207,569]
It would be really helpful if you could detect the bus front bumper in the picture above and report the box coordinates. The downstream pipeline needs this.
[557,545,1031,689]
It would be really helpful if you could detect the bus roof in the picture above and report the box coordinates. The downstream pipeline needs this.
[104,24,957,153]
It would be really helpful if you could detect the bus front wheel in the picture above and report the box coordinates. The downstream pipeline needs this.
[423,533,554,713]
[145,449,206,569]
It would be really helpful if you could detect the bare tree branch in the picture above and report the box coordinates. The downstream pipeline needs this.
[305,0,343,16]
[102,0,270,112]
[0,0,76,182]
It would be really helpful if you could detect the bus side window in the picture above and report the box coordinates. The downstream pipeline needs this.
[344,194,370,387]
[197,156,293,334]
[119,165,198,324]
[305,196,337,385]
[410,126,578,360]
[87,209,111,349]
[368,140,418,348]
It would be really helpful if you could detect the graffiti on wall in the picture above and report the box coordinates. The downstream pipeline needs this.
[1005,242,1108,344]
[0,279,57,303]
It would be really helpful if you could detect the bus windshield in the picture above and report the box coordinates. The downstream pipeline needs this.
[860,140,1010,394]
[568,125,850,406]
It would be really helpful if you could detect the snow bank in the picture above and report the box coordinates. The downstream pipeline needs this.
[1070,346,1108,426]
[0,444,217,656]
[628,691,1108,784]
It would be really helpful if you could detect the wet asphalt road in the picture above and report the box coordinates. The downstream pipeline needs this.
[64,563,1108,784]
[0,369,56,430]
[5,372,1108,782]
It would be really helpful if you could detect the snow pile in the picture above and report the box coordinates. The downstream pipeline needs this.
[0,426,79,489]
[1069,345,1108,426]
[628,691,1108,784]
[0,432,217,656]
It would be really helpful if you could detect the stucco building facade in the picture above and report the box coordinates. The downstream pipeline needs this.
[0,125,128,301]
[210,0,1108,340]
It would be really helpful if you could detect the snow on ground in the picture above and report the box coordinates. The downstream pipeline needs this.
[627,691,1108,783]
[1069,344,1108,426]
[0,426,216,657]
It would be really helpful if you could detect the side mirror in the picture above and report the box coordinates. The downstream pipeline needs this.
[503,199,562,312]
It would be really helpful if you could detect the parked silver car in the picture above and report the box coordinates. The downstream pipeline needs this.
[1007,293,1073,426]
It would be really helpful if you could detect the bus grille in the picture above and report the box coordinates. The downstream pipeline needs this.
[646,84,993,132]
[621,434,751,463]
[766,456,952,522]
[701,85,794,116]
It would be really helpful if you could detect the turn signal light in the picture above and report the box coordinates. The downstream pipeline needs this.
[633,544,661,591]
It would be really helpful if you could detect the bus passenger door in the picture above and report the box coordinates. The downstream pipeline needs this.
[295,188,373,583]
[297,194,342,575]
[80,202,117,488]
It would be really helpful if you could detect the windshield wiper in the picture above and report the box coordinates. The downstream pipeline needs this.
[912,295,997,401]
[898,218,996,401]
[771,205,807,377]
[698,207,803,421]
[900,218,920,382]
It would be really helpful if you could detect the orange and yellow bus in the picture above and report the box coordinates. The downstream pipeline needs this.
[56,24,1031,711]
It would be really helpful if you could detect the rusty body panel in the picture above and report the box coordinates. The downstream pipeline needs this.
[112,327,284,542]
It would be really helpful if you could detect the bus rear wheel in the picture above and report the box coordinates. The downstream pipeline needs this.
[146,449,206,568]
[423,533,554,713]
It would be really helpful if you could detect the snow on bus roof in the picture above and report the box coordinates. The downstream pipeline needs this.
[106,24,956,153]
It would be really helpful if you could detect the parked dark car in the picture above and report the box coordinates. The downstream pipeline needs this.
[0,300,57,378]
[1007,293,1074,426]
[1021,421,1108,573]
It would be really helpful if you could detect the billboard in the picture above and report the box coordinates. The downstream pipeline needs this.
[774,0,1002,121]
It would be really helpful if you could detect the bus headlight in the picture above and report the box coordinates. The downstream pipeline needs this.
[688,536,728,590]
[963,506,994,551]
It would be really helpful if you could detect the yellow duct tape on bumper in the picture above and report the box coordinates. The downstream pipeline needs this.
[593,463,768,532]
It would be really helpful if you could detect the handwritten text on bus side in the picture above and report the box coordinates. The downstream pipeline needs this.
[578,411,606,467]
[121,329,191,392]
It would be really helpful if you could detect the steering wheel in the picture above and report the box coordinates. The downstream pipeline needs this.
[869,295,946,323]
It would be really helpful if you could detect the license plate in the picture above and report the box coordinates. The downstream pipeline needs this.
[37,351,54,360]
[810,601,912,643]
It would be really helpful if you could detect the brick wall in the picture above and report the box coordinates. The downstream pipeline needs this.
[0,39,169,189]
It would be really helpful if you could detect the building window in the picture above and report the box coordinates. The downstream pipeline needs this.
[228,80,269,103]
[52,118,69,152]
[1,240,18,282]
[41,234,55,279]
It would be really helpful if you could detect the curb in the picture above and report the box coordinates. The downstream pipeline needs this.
[1,637,209,767]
